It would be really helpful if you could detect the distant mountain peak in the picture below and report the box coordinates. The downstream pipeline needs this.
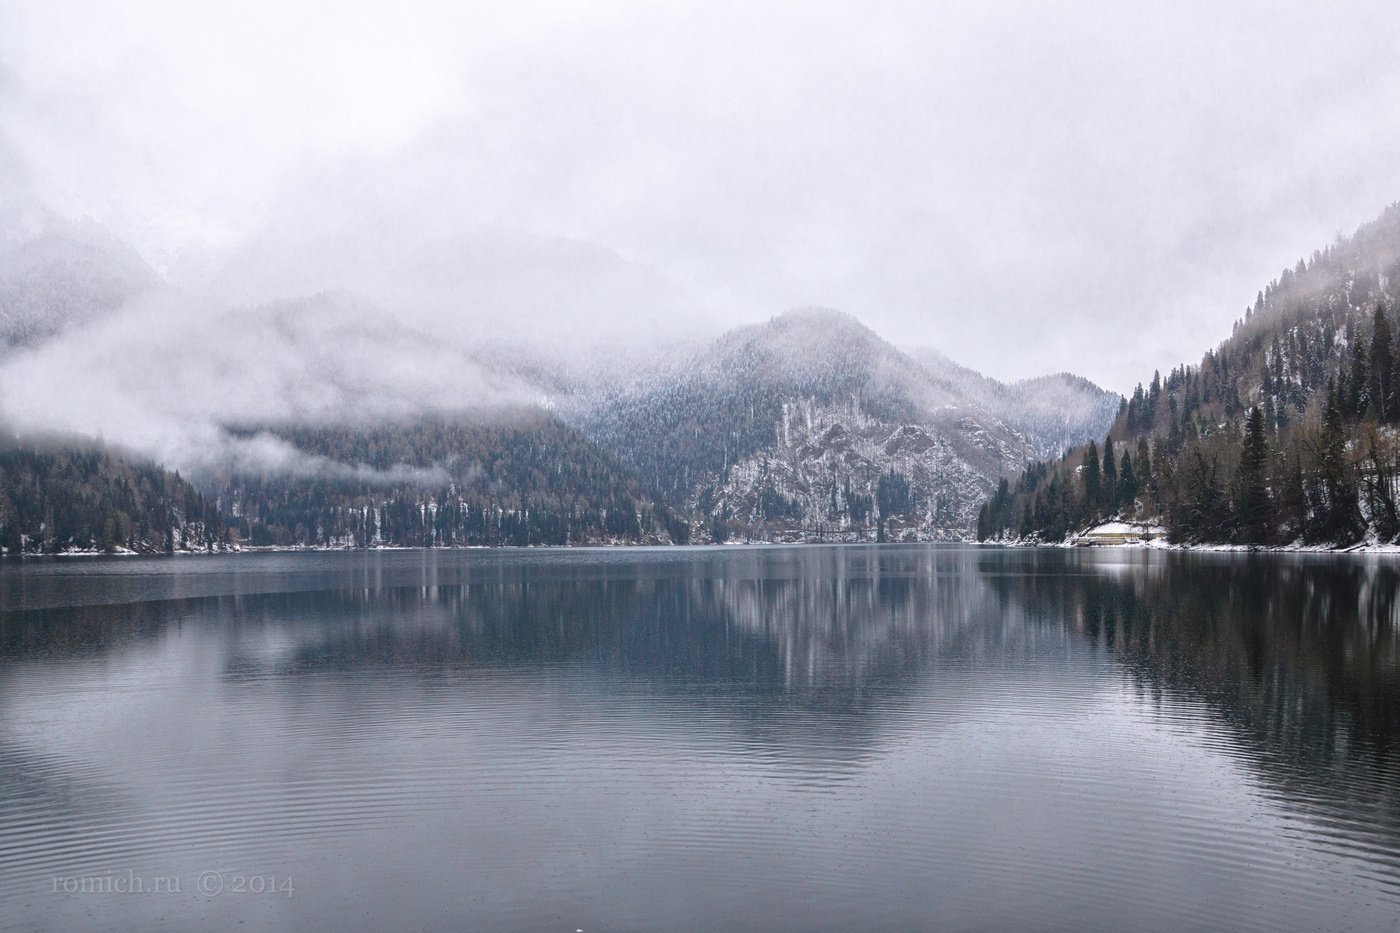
[706,306,905,384]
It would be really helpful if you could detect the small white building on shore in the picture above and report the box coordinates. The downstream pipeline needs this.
[1070,521,1167,546]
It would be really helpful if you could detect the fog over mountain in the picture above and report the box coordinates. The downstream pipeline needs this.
[0,161,1113,493]
[4,1,1400,388]
[194,206,708,352]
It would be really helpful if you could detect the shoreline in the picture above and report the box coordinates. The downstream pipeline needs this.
[9,538,1400,558]
[978,538,1400,555]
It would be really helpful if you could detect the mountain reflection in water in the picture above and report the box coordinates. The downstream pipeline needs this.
[1,545,1397,931]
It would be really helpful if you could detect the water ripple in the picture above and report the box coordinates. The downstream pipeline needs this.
[1,546,1398,931]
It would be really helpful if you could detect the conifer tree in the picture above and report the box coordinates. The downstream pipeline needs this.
[1136,438,1152,503]
[1370,303,1395,422]
[1234,407,1270,544]
[1101,436,1117,511]
[1082,441,1101,518]
[1118,450,1138,513]
[1346,331,1370,418]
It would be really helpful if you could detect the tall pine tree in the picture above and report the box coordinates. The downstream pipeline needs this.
[1101,435,1117,512]
[1082,441,1101,520]
[1369,303,1394,422]
[1118,450,1138,513]
[1234,407,1270,544]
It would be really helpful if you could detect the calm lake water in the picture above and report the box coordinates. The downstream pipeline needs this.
[2,545,1399,931]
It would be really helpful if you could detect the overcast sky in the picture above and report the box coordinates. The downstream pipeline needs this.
[3,0,1399,392]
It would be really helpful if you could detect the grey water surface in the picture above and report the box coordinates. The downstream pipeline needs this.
[1,545,1398,931]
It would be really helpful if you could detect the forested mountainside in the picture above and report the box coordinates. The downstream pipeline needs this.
[582,309,1119,541]
[211,412,688,547]
[0,434,224,554]
[979,202,1400,547]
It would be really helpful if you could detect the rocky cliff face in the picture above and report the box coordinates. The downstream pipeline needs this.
[702,403,998,541]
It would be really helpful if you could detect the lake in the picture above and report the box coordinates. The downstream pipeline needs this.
[1,545,1398,931]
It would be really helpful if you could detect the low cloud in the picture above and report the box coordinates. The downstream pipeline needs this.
[0,288,546,476]
[215,431,454,487]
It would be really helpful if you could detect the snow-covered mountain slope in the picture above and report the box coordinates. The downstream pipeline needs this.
[578,308,1120,541]
[907,347,1123,461]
